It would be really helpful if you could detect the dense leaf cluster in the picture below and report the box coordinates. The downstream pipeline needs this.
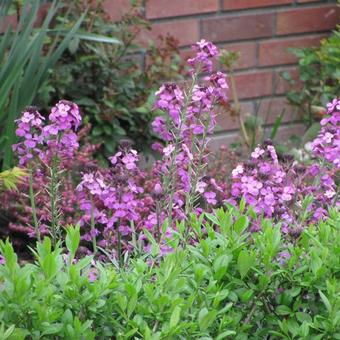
[0,207,339,339]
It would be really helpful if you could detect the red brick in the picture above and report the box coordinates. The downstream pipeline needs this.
[219,42,257,70]
[137,19,199,47]
[210,132,242,151]
[0,3,51,33]
[146,0,218,19]
[234,71,273,99]
[274,67,300,95]
[103,0,132,22]
[202,13,274,43]
[259,34,326,66]
[216,101,254,131]
[256,97,298,125]
[297,0,319,2]
[211,123,306,149]
[277,5,340,35]
[266,123,305,141]
[222,0,291,11]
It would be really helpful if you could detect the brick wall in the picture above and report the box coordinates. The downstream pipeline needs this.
[106,0,340,147]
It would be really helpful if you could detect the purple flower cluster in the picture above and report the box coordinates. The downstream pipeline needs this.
[13,108,45,165]
[77,149,145,250]
[188,39,219,73]
[13,100,82,166]
[230,141,338,234]
[152,40,228,210]
[312,98,340,169]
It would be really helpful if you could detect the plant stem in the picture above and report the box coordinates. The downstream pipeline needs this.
[49,157,60,247]
[117,224,122,268]
[90,196,97,255]
[28,167,40,242]
[229,71,250,148]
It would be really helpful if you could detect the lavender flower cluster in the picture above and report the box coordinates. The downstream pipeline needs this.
[8,39,339,259]
[230,140,338,235]
[13,101,81,166]
[312,98,340,169]
[74,40,228,255]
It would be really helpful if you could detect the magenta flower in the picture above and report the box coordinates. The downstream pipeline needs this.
[188,39,219,73]
[204,191,217,205]
[312,98,340,169]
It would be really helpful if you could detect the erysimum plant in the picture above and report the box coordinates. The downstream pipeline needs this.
[6,40,340,263]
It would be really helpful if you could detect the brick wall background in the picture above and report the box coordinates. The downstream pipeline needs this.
[104,0,339,147]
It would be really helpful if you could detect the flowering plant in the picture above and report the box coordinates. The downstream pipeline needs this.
[5,39,339,263]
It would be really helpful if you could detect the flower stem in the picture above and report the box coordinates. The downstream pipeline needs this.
[229,70,250,148]
[117,224,122,268]
[49,157,60,247]
[28,168,40,242]
[90,197,97,255]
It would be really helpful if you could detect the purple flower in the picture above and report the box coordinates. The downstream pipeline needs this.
[312,98,340,168]
[49,100,81,131]
[204,191,217,205]
[163,144,175,157]
[188,39,219,73]
[277,251,291,266]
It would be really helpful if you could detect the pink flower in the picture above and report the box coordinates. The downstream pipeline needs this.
[204,191,217,205]
[232,165,243,177]
[163,144,175,157]
[251,147,265,159]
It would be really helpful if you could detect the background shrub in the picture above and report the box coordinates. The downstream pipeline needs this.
[285,25,340,128]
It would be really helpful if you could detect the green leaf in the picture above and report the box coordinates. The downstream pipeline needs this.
[73,32,121,44]
[65,225,80,260]
[170,306,181,329]
[237,250,254,278]
[276,305,292,316]
[319,290,332,313]
[213,254,232,280]
[234,215,249,235]
[295,312,312,323]
[216,330,236,339]
[270,110,284,140]
[127,294,138,318]
[198,308,218,331]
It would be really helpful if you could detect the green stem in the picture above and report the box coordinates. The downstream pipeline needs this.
[230,70,250,148]
[28,168,40,242]
[49,157,60,247]
[90,197,97,255]
[117,224,122,268]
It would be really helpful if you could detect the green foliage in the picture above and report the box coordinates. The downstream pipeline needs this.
[37,1,183,161]
[285,26,340,127]
[0,167,27,191]
[0,0,85,170]
[0,208,339,338]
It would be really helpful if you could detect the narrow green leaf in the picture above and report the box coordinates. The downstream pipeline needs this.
[170,306,181,328]
[319,290,332,313]
[237,250,254,278]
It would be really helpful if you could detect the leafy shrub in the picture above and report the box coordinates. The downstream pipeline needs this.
[0,208,339,338]
[285,25,340,127]
[37,0,183,160]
